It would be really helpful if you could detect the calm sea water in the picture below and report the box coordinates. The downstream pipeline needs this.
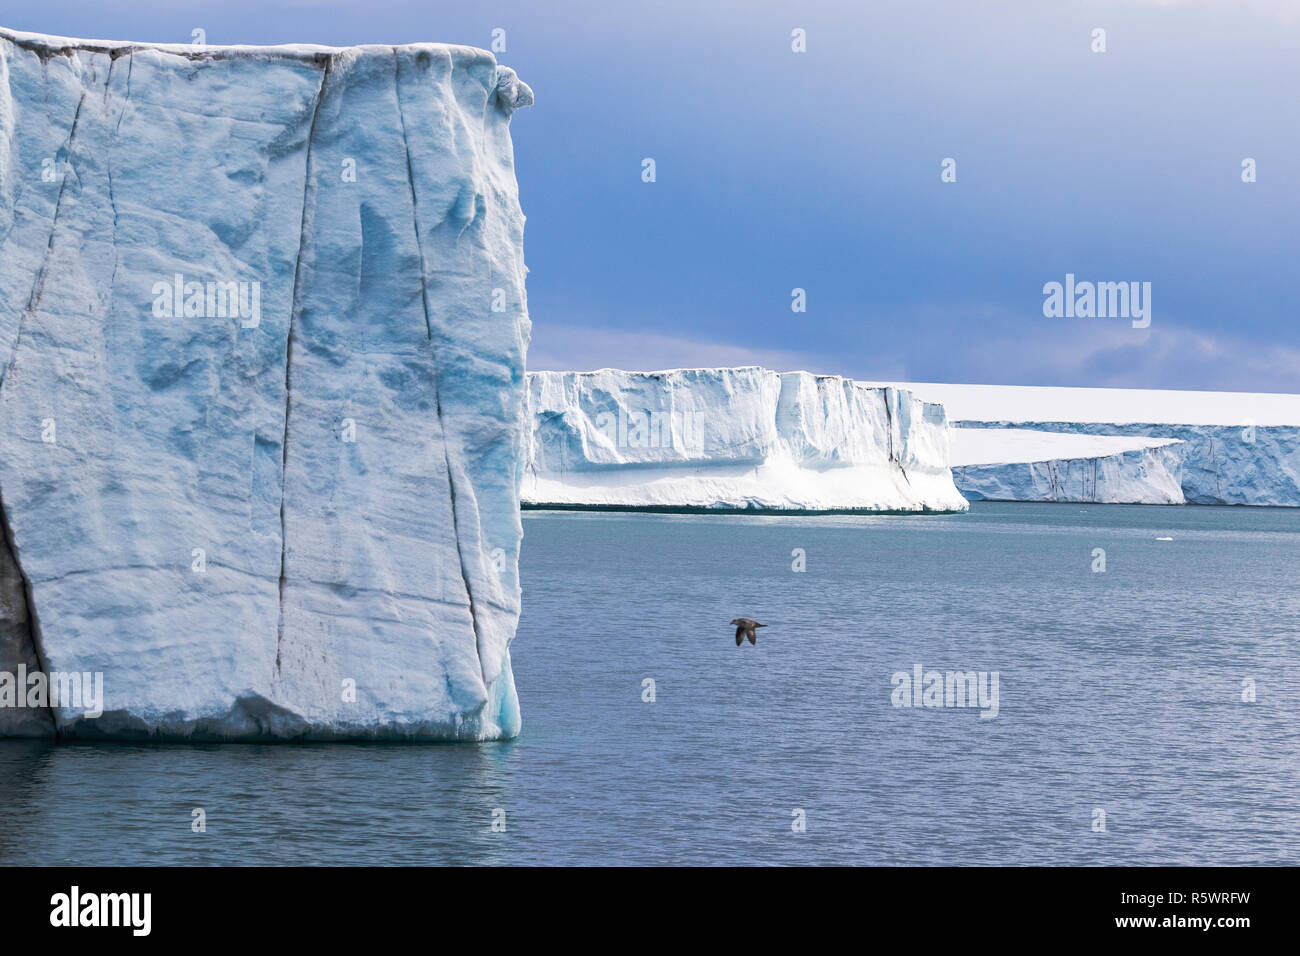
[3,502,1298,866]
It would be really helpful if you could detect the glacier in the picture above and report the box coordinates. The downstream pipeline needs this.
[881,383,1300,507]
[524,368,969,513]
[0,28,532,739]
[950,429,1184,504]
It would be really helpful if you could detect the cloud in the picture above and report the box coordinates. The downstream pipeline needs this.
[527,322,909,380]
[941,318,1300,392]
[1116,0,1300,24]
[527,314,1300,394]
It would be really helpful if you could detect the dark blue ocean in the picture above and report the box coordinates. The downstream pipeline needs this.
[2,503,1298,865]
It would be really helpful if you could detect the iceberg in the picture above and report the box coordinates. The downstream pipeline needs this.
[950,429,1184,504]
[524,368,969,513]
[0,28,532,739]
[879,383,1300,507]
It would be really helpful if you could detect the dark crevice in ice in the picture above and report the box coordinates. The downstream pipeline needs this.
[104,54,132,333]
[882,388,913,487]
[275,57,331,679]
[883,390,893,462]
[392,51,489,687]
[0,487,56,736]
[1,92,85,390]
[0,74,92,738]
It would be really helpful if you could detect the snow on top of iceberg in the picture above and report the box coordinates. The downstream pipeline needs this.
[560,366,922,393]
[949,428,1181,467]
[1,26,533,117]
[868,382,1300,427]
[0,25,491,60]
[0,26,532,111]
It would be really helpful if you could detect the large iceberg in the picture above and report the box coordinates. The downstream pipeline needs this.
[524,368,969,513]
[0,28,532,739]
[882,383,1300,507]
[950,429,1184,504]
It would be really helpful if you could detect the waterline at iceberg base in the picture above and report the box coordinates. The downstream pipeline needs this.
[523,368,970,515]
[0,29,532,740]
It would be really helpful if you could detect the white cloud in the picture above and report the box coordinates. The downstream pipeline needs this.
[527,322,909,380]
[526,315,1300,394]
[943,318,1300,392]
[1115,0,1300,24]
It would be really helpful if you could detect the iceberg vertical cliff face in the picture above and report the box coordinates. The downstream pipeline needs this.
[950,429,1185,504]
[967,423,1297,506]
[523,369,969,513]
[0,29,531,739]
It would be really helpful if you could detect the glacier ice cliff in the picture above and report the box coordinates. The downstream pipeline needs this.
[883,384,1300,508]
[960,422,1300,507]
[524,368,969,513]
[0,28,532,739]
[950,429,1185,504]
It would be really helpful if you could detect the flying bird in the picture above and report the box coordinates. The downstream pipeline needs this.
[731,618,767,646]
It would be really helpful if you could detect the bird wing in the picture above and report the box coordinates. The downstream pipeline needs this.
[746,627,757,645]
[735,626,745,645]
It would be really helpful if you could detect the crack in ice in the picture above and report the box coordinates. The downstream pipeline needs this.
[275,56,331,679]
[393,50,490,689]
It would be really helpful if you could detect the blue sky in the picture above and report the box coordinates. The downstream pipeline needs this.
[4,0,1297,391]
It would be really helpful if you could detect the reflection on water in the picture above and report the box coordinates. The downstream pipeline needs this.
[0,739,521,865]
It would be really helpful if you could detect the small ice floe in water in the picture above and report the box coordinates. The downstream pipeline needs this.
[1156,536,1173,541]
[731,618,767,646]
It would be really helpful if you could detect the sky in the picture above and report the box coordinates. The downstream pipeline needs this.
[2,0,1297,392]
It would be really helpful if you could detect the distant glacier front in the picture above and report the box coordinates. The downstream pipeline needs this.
[524,368,970,514]
[951,430,1185,505]
[899,383,1300,508]
[526,373,1300,511]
